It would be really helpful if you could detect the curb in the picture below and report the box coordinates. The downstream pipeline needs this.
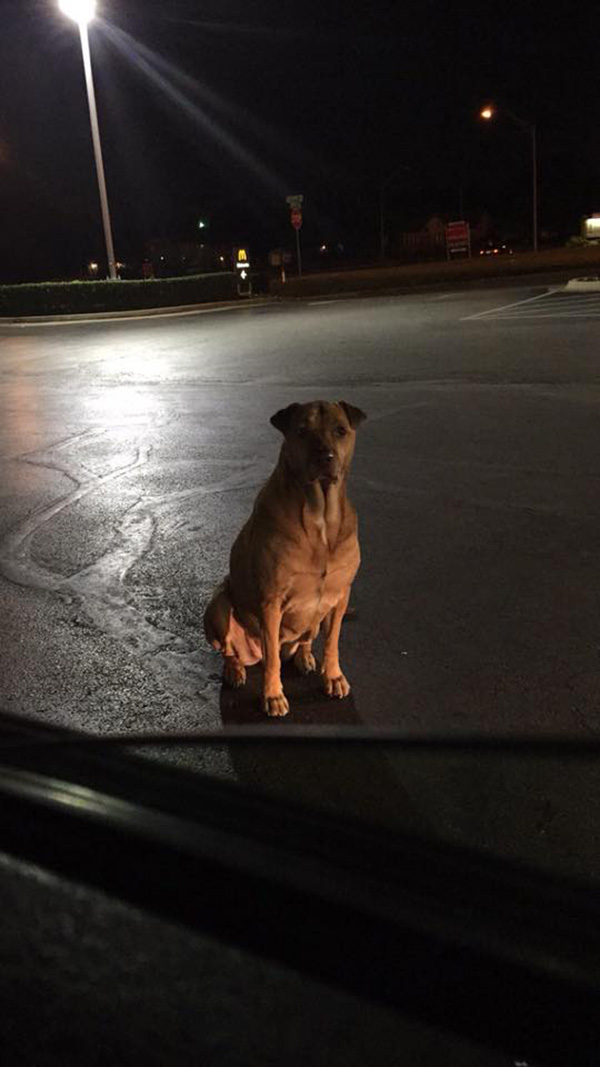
[0,296,276,326]
[290,271,584,303]
[565,277,600,293]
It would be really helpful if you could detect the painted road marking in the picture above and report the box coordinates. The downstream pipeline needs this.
[461,290,557,321]
[462,289,600,322]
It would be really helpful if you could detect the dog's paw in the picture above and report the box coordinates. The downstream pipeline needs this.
[262,692,290,718]
[322,673,351,699]
[293,647,317,675]
[223,659,246,689]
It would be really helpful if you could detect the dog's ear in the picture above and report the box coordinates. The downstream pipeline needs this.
[338,401,367,429]
[270,403,300,435]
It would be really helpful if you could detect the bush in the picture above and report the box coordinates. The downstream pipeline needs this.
[0,272,240,317]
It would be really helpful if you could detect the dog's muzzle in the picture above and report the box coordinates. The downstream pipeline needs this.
[313,452,339,483]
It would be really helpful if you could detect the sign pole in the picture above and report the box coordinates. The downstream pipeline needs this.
[295,227,302,277]
[531,123,538,253]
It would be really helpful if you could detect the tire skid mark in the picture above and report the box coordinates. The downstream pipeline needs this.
[0,431,268,709]
[0,443,151,589]
[0,431,211,704]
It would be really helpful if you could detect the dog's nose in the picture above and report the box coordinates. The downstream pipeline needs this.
[316,446,335,461]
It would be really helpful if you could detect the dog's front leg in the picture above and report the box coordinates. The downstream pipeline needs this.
[321,588,351,699]
[260,599,289,717]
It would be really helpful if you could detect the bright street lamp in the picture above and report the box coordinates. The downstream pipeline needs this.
[59,0,118,279]
[59,0,96,23]
[479,103,538,253]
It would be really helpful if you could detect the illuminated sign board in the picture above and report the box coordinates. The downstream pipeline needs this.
[233,248,252,294]
[583,216,600,240]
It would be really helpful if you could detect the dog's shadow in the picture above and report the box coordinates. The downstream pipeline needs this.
[219,653,427,836]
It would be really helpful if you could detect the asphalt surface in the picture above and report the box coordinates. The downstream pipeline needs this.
[2,282,600,879]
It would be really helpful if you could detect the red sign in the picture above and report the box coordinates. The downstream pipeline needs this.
[291,209,302,230]
[445,220,471,259]
[446,221,469,242]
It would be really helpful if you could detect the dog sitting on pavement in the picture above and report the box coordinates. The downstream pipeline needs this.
[203,400,366,717]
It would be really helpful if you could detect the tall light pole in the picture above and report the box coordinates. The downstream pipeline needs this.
[480,104,538,253]
[59,0,118,279]
[378,164,412,260]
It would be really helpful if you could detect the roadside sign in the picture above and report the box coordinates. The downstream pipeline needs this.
[269,248,293,283]
[445,220,471,259]
[286,196,304,277]
[233,247,252,296]
[446,221,469,243]
[582,214,600,241]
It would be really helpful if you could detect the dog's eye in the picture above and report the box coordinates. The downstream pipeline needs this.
[334,426,347,437]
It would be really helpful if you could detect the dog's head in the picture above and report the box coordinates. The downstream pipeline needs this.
[270,400,366,485]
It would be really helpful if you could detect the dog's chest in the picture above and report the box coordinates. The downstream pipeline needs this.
[283,534,358,620]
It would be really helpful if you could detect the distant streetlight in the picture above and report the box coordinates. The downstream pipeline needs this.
[479,103,538,253]
[59,0,118,279]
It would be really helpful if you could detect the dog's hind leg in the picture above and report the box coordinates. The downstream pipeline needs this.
[203,580,247,688]
[293,640,317,675]
[280,640,299,662]
[280,631,317,674]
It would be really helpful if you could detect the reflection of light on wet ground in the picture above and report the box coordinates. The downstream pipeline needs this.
[0,336,34,371]
[1,377,42,447]
[97,352,176,380]
[83,387,163,431]
[0,377,47,495]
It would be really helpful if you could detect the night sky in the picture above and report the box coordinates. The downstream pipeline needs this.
[0,0,598,281]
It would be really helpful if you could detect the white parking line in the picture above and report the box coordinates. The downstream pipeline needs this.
[462,288,600,323]
[461,290,556,321]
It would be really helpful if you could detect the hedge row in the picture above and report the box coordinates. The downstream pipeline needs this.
[0,272,240,317]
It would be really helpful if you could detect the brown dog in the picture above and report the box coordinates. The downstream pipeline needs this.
[203,399,366,717]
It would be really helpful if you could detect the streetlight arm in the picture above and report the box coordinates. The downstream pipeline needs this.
[502,106,534,134]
